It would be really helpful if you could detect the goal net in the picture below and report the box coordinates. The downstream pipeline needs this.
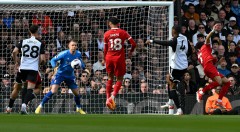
[0,1,174,114]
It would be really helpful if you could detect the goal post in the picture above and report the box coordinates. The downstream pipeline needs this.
[0,1,174,114]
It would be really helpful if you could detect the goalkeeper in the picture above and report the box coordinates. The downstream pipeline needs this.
[35,40,87,114]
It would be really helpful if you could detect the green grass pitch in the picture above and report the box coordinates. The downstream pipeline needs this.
[0,114,240,132]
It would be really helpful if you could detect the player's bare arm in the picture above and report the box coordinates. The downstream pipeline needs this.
[12,47,20,66]
[205,24,218,44]
[40,54,46,65]
[128,37,137,59]
[145,39,173,46]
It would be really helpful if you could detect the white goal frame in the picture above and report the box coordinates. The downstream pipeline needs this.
[0,0,174,114]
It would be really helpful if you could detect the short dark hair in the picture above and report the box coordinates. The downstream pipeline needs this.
[195,42,204,50]
[212,40,219,45]
[197,34,204,38]
[29,25,39,34]
[172,25,181,35]
[108,17,119,25]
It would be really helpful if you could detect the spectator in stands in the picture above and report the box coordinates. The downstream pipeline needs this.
[131,69,140,93]
[223,2,236,21]
[79,87,87,95]
[231,0,240,26]
[93,29,104,51]
[179,71,197,95]
[152,87,163,94]
[61,88,68,94]
[205,86,238,115]
[79,70,91,93]
[0,73,12,95]
[232,26,240,44]
[218,57,231,76]
[226,17,238,34]
[97,9,107,30]
[140,82,148,94]
[184,4,200,24]
[216,9,228,25]
[205,17,215,33]
[12,19,22,33]
[152,67,164,88]
[101,75,108,85]
[0,57,7,75]
[93,51,106,72]
[85,61,94,77]
[195,0,207,15]
[56,31,67,50]
[227,75,240,95]
[224,34,234,53]
[125,58,133,74]
[199,11,208,27]
[217,45,226,59]
[98,85,106,95]
[227,52,238,69]
[211,0,224,20]
[187,19,198,42]
[70,23,80,41]
[32,11,53,35]
[123,78,135,94]
[80,41,91,61]
[192,24,207,46]
[90,77,101,94]
[228,63,240,86]
[93,70,102,80]
[2,11,14,29]
[211,40,219,54]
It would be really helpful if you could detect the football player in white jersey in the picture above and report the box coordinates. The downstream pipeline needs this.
[12,25,46,114]
[146,26,192,115]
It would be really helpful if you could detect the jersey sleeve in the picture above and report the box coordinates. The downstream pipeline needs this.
[40,43,45,54]
[124,30,136,52]
[50,51,65,68]
[16,40,23,50]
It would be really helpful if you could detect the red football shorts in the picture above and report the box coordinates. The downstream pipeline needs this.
[203,62,224,79]
[106,57,126,77]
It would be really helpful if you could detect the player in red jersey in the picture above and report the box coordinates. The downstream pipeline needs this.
[196,22,230,107]
[103,17,136,110]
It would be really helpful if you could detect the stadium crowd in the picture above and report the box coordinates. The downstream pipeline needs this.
[0,0,240,101]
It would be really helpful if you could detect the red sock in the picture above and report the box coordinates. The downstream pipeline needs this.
[112,81,122,97]
[106,80,113,99]
[202,81,220,93]
[218,81,230,100]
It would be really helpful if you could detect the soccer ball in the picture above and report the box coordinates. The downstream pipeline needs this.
[71,59,81,69]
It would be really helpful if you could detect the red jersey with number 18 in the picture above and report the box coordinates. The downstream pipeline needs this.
[197,44,214,68]
[104,28,131,59]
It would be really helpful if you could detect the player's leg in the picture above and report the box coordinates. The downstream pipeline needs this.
[217,77,230,107]
[67,77,86,114]
[35,75,62,114]
[196,63,221,102]
[105,58,114,99]
[21,70,38,114]
[21,82,27,103]
[169,69,186,115]
[6,83,22,113]
[106,72,114,99]
[71,88,86,114]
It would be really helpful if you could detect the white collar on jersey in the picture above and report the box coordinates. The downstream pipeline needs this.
[30,36,36,39]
